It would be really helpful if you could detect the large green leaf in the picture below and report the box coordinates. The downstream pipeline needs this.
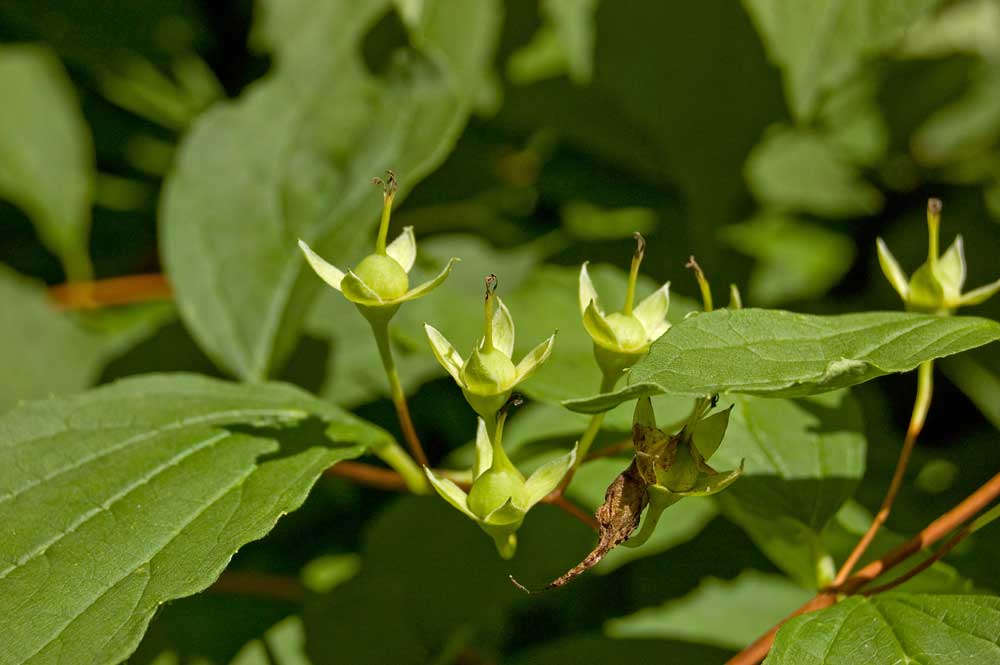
[0,44,94,281]
[162,0,500,380]
[565,309,1000,412]
[606,570,812,650]
[765,594,1000,664]
[0,374,386,665]
[714,391,866,587]
[742,0,941,120]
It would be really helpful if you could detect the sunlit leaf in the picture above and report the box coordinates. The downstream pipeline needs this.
[566,309,1000,412]
[0,374,384,665]
[765,594,1000,664]
[163,0,501,379]
[0,44,93,281]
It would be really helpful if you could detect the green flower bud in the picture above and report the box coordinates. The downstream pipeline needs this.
[424,400,577,559]
[579,233,670,384]
[877,198,1000,314]
[425,274,556,422]
[298,171,457,324]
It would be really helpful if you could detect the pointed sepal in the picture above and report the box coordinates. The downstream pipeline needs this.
[298,239,345,291]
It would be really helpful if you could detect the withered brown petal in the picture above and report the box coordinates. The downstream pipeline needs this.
[542,459,650,590]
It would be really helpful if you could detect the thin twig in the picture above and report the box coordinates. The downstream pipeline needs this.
[583,438,632,462]
[209,570,306,603]
[327,460,412,491]
[832,360,933,586]
[861,523,973,596]
[327,460,599,531]
[547,495,599,530]
[728,469,1000,665]
[48,273,172,309]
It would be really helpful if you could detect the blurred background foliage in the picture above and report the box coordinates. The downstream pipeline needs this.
[3,0,1000,663]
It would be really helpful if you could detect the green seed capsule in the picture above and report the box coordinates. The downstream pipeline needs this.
[353,254,409,300]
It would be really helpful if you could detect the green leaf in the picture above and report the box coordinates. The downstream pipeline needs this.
[507,0,599,85]
[231,616,310,665]
[0,44,94,281]
[0,373,384,665]
[742,0,941,120]
[719,214,856,306]
[913,62,1000,167]
[565,309,1000,412]
[765,594,1000,664]
[560,200,658,241]
[941,354,1000,430]
[745,125,882,217]
[605,570,812,650]
[162,0,501,379]
[713,392,866,587]
[0,264,174,414]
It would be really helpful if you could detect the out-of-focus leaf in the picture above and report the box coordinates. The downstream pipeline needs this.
[162,0,501,379]
[941,354,1000,430]
[303,496,595,665]
[560,200,657,240]
[0,265,173,413]
[765,594,1000,664]
[0,1,208,71]
[899,0,1000,60]
[712,391,865,587]
[913,63,1000,167]
[0,374,384,665]
[508,0,599,85]
[745,125,882,217]
[232,616,310,665]
[742,0,941,120]
[565,309,1000,412]
[0,44,93,281]
[605,570,811,649]
[720,215,856,306]
[819,73,888,167]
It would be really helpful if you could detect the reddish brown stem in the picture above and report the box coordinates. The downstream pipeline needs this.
[861,523,973,596]
[327,460,413,491]
[583,438,632,462]
[326,460,598,531]
[209,571,305,603]
[832,361,933,586]
[548,494,600,530]
[728,469,1000,665]
[393,394,429,467]
[48,273,172,309]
